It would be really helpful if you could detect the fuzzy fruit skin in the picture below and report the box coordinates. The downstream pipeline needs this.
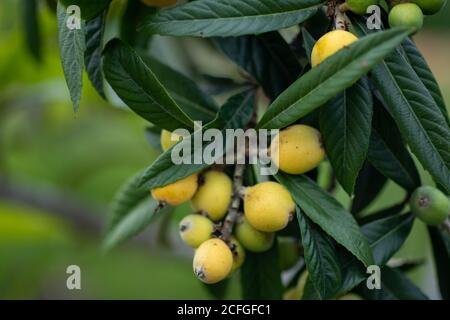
[345,0,379,15]
[389,3,424,31]
[338,293,363,300]
[193,238,233,284]
[179,214,214,248]
[244,182,295,232]
[160,129,182,151]
[191,171,233,221]
[311,30,358,67]
[141,0,177,8]
[278,237,300,270]
[271,125,325,175]
[414,0,447,15]
[410,186,450,225]
[235,217,274,252]
[151,174,198,206]
[229,237,246,273]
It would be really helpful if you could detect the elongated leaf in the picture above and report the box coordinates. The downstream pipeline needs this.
[85,9,107,99]
[351,161,387,214]
[297,208,342,299]
[401,37,449,124]
[22,0,41,61]
[337,213,414,295]
[140,54,218,122]
[140,0,323,38]
[103,39,194,131]
[368,100,421,191]
[241,241,283,299]
[428,226,450,299]
[139,90,255,189]
[351,19,450,193]
[214,31,302,100]
[59,0,111,21]
[320,78,373,195]
[276,173,373,267]
[107,171,150,232]
[356,266,428,300]
[57,2,86,112]
[257,27,411,129]
[120,0,156,49]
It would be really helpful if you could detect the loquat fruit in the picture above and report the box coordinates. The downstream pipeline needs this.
[410,186,449,226]
[151,174,198,206]
[389,3,424,32]
[311,30,358,67]
[193,238,233,284]
[179,214,214,248]
[235,217,274,252]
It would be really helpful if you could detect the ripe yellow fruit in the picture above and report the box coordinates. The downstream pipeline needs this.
[311,30,358,67]
[229,237,246,273]
[179,214,214,248]
[270,125,325,175]
[151,174,198,206]
[235,217,274,252]
[193,238,233,284]
[244,182,295,232]
[160,129,183,151]
[192,171,233,221]
[140,0,177,8]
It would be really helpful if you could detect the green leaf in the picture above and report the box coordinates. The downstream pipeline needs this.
[84,9,107,99]
[337,213,414,295]
[57,2,86,112]
[351,161,387,214]
[59,0,111,21]
[241,241,283,299]
[139,90,255,189]
[257,27,412,129]
[320,78,373,195]
[214,31,302,100]
[297,208,342,299]
[275,173,374,267]
[106,171,150,232]
[368,100,421,191]
[22,0,41,61]
[428,226,450,299]
[140,0,323,38]
[401,37,449,124]
[120,0,156,49]
[103,39,194,131]
[140,54,218,123]
[302,28,316,62]
[351,19,450,193]
[357,266,428,300]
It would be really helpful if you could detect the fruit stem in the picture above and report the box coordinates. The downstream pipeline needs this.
[221,164,246,241]
[334,2,348,30]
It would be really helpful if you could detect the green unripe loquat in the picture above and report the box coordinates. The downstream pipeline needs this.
[278,237,300,270]
[179,214,214,248]
[341,0,379,15]
[151,174,198,206]
[389,3,424,32]
[191,171,233,221]
[193,238,233,284]
[229,237,246,273]
[338,293,363,300]
[244,182,295,232]
[410,186,449,225]
[414,0,447,15]
[235,217,274,252]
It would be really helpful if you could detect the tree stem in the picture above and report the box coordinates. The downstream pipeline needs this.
[335,3,348,30]
[221,164,245,241]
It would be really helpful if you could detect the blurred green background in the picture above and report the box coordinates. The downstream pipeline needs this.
[0,0,449,299]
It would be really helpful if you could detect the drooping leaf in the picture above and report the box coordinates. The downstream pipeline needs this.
[257,27,412,129]
[139,90,255,189]
[297,208,342,299]
[367,99,421,191]
[351,161,387,214]
[320,78,373,195]
[103,39,194,131]
[428,226,450,299]
[84,9,107,99]
[140,0,324,38]
[140,54,218,123]
[22,0,41,61]
[401,37,449,124]
[276,173,374,267]
[356,266,428,300]
[59,0,111,21]
[241,241,283,299]
[357,202,407,225]
[120,0,156,49]
[57,2,86,112]
[337,213,414,295]
[351,18,450,193]
[214,31,302,100]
